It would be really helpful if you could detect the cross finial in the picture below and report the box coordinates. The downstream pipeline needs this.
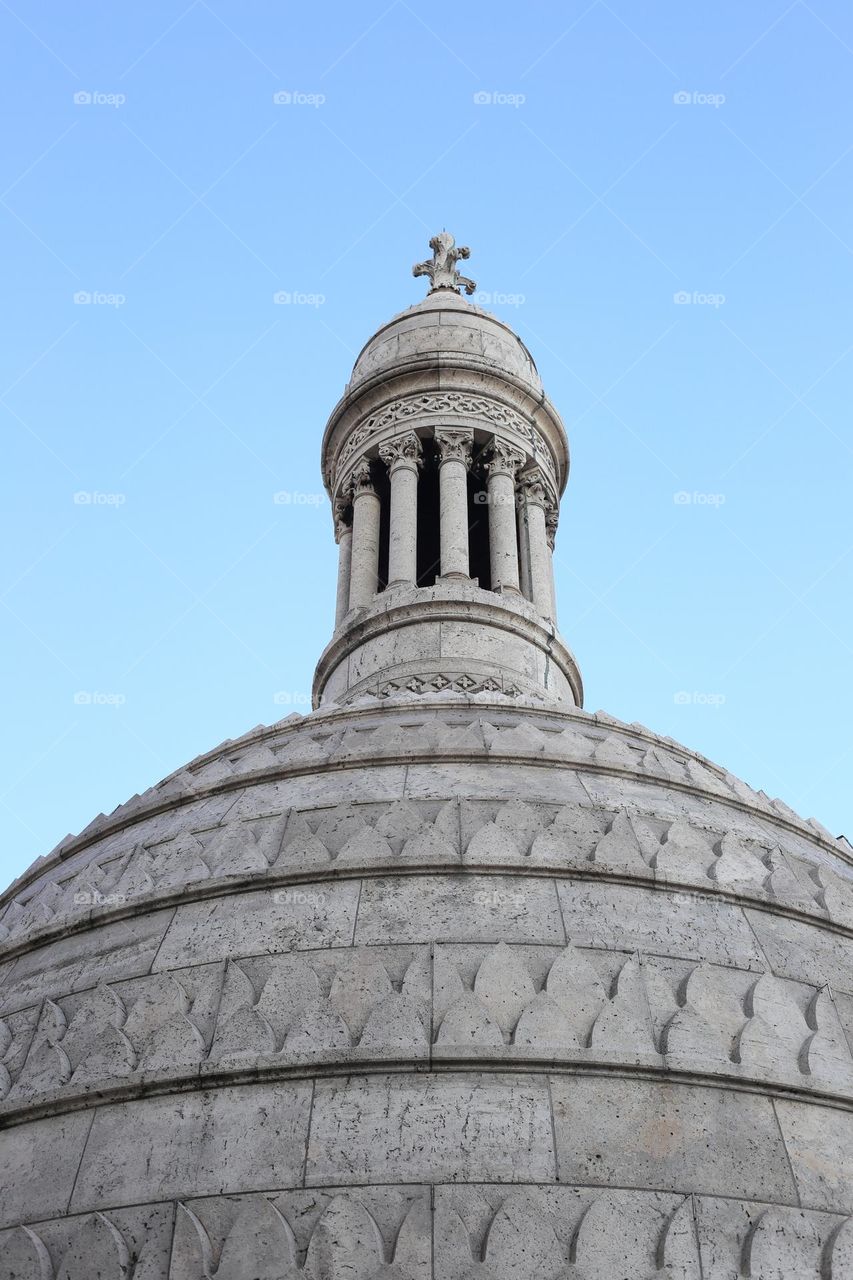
[413,232,477,296]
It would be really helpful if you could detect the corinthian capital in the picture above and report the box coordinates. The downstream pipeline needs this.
[517,466,551,508]
[351,458,376,498]
[486,439,526,479]
[545,506,559,551]
[333,485,353,541]
[378,432,423,472]
[435,429,473,466]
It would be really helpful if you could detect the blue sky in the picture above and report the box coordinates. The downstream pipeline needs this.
[2,1,852,883]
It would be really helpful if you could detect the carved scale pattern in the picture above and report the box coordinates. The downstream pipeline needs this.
[3,935,853,1105]
[3,795,851,950]
[2,1192,853,1278]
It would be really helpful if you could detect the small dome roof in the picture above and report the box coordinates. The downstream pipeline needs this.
[348,289,543,394]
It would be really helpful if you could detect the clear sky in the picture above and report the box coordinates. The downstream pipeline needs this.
[2,1,852,884]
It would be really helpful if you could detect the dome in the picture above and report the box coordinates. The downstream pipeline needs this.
[1,697,852,1276]
[347,288,544,395]
[1,236,851,1277]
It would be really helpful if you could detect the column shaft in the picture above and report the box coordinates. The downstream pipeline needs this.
[387,462,419,584]
[348,467,381,608]
[487,442,524,592]
[334,526,353,625]
[526,497,552,620]
[436,431,473,578]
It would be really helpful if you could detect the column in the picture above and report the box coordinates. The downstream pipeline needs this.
[348,459,381,609]
[435,429,473,578]
[486,440,525,593]
[518,468,553,620]
[379,433,422,586]
[333,490,353,626]
[545,506,559,625]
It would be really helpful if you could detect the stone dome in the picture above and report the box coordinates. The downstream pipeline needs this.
[1,237,852,1278]
[347,289,544,396]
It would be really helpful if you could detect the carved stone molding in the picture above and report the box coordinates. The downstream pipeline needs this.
[335,393,555,486]
[434,429,474,467]
[378,432,423,472]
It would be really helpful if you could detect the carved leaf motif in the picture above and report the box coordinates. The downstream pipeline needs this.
[653,821,714,885]
[436,993,504,1047]
[359,994,427,1051]
[432,951,466,1028]
[816,867,853,929]
[273,811,332,869]
[330,953,394,1039]
[211,1005,277,1064]
[741,1207,822,1278]
[736,973,808,1077]
[335,826,396,867]
[593,734,641,770]
[571,1192,662,1274]
[483,721,548,756]
[388,1197,432,1278]
[657,1195,702,1278]
[544,944,607,1044]
[311,804,370,857]
[2,1225,53,1280]
[513,993,580,1050]
[799,989,853,1089]
[483,1193,566,1279]
[530,805,605,866]
[827,1218,853,1279]
[284,1001,352,1053]
[764,848,818,913]
[589,956,656,1055]
[214,1196,299,1279]
[257,956,323,1040]
[711,834,767,896]
[168,1203,214,1280]
[110,848,156,900]
[374,800,429,854]
[55,1212,131,1280]
[473,943,536,1037]
[149,834,211,890]
[302,1196,386,1280]
[591,811,652,874]
[204,823,267,876]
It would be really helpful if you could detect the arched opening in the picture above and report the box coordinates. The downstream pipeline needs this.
[467,466,491,590]
[374,458,391,591]
[416,438,441,586]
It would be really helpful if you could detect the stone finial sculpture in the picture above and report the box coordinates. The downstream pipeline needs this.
[413,231,477,295]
